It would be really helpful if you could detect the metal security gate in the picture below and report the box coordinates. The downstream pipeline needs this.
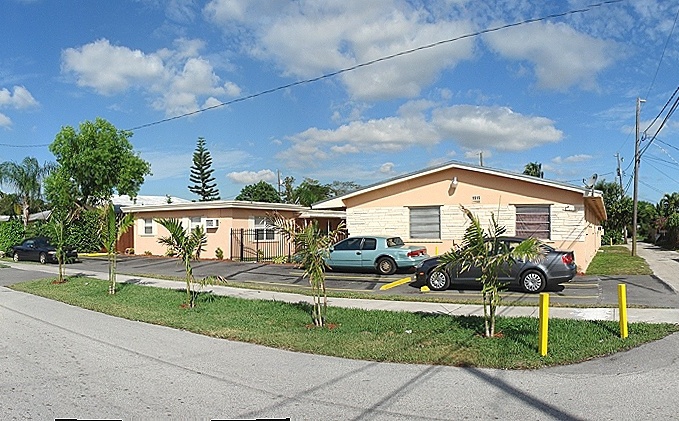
[230,228,294,262]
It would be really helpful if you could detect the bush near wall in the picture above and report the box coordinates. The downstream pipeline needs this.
[1,209,102,255]
[66,209,101,253]
[0,218,24,254]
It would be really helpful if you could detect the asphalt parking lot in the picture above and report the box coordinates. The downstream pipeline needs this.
[56,255,679,308]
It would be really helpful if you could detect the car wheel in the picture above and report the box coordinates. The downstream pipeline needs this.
[426,269,450,291]
[39,252,47,264]
[520,270,546,293]
[13,252,19,262]
[376,257,397,275]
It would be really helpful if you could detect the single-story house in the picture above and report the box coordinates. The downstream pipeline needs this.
[312,161,606,272]
[121,200,345,261]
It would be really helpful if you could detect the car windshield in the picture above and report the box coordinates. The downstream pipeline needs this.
[386,237,404,247]
[34,239,52,247]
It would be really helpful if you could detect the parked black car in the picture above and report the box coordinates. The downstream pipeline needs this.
[11,237,78,264]
[414,237,576,293]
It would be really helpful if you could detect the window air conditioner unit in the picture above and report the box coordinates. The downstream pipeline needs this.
[204,218,219,228]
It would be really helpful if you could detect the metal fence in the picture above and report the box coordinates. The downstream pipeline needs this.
[230,228,294,262]
[229,228,348,262]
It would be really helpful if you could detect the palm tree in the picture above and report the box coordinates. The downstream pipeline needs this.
[100,203,135,294]
[155,218,207,308]
[437,206,545,337]
[0,157,53,228]
[267,212,345,327]
[47,207,76,283]
[523,162,544,178]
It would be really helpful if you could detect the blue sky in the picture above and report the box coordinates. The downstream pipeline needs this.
[1,0,678,203]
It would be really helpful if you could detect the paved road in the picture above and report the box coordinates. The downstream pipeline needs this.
[21,254,679,308]
[1,283,678,420]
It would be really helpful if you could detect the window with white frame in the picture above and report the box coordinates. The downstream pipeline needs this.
[515,205,551,239]
[189,216,202,230]
[254,216,275,241]
[143,218,153,235]
[409,206,441,239]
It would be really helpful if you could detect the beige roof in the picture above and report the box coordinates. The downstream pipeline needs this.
[121,200,310,214]
[313,160,604,210]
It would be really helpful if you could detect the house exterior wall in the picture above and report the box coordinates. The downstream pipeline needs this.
[132,208,300,259]
[343,167,602,272]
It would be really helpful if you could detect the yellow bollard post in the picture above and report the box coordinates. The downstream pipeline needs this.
[618,284,628,339]
[538,292,549,356]
[435,246,439,256]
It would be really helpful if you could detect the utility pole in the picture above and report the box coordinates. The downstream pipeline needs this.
[277,169,281,196]
[479,151,483,166]
[632,97,645,256]
[616,153,627,243]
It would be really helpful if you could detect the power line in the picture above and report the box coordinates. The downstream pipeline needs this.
[124,0,624,132]
[0,142,50,148]
[639,179,665,195]
[644,4,679,100]
[640,90,679,157]
[617,4,679,155]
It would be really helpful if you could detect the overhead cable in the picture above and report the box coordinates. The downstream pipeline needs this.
[125,0,624,132]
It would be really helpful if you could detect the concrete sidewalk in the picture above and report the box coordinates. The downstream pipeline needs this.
[5,258,679,324]
[634,241,679,293]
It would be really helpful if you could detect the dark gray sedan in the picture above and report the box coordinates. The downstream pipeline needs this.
[414,237,576,293]
[11,237,78,264]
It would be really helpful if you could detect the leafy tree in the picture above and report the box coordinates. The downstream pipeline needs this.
[292,178,332,207]
[437,206,544,337]
[656,193,679,247]
[155,218,208,308]
[236,180,281,203]
[523,162,544,178]
[0,157,53,228]
[47,117,151,207]
[657,192,679,217]
[637,200,657,241]
[329,180,361,197]
[267,212,345,327]
[596,180,632,245]
[188,137,220,201]
[100,203,135,294]
[0,192,20,216]
[281,176,296,203]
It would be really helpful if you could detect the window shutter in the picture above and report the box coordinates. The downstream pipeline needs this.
[409,206,441,239]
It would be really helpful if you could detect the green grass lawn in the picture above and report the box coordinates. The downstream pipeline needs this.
[586,245,653,275]
[10,276,677,369]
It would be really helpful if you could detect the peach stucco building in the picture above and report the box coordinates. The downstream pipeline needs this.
[121,200,344,260]
[313,161,606,272]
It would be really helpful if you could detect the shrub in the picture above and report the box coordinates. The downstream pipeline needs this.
[215,247,224,260]
[0,218,24,254]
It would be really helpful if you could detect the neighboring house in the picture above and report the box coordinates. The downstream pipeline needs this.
[0,210,52,223]
[312,161,607,273]
[121,200,345,260]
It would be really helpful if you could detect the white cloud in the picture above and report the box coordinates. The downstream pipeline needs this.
[62,39,164,95]
[0,85,39,128]
[141,148,251,181]
[205,0,475,101]
[552,154,593,164]
[484,21,617,91]
[0,85,39,109]
[61,38,241,116]
[227,169,277,184]
[278,102,563,167]
[432,105,562,151]
[380,162,395,174]
[0,112,11,128]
